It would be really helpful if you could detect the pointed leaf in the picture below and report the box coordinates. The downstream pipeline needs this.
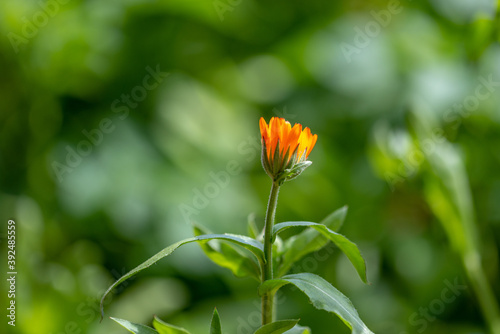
[153,316,191,334]
[210,308,222,334]
[254,319,299,334]
[101,234,264,319]
[193,225,260,281]
[321,205,348,232]
[283,325,311,334]
[247,213,260,239]
[273,221,367,283]
[277,207,348,277]
[110,317,158,334]
[259,273,373,334]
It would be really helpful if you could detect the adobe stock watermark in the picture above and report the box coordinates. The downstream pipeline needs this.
[442,75,499,129]
[385,74,500,191]
[51,65,169,183]
[405,277,467,333]
[178,107,293,224]
[7,0,72,54]
[213,0,243,21]
[340,0,404,63]
[384,127,445,191]
[272,106,296,120]
[178,135,261,224]
[50,267,134,334]
[234,290,287,334]
[287,242,336,274]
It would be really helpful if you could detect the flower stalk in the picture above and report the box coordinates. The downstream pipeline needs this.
[261,180,280,325]
[258,117,317,326]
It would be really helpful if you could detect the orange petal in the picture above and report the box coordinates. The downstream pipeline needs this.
[287,123,302,158]
[280,120,292,154]
[269,117,280,160]
[296,127,309,160]
[260,116,316,166]
[259,117,270,156]
[306,133,318,158]
[259,117,268,137]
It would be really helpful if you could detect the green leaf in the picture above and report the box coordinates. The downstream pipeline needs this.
[277,206,348,277]
[100,234,264,319]
[319,205,348,232]
[273,221,367,284]
[254,319,299,334]
[110,317,158,334]
[193,225,261,281]
[247,213,260,239]
[210,308,222,334]
[283,325,311,334]
[259,273,373,334]
[153,316,191,334]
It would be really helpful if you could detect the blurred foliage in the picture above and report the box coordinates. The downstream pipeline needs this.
[1,0,500,333]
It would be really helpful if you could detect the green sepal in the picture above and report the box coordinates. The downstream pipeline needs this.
[261,139,273,179]
[272,139,282,176]
[279,147,291,172]
[284,146,299,171]
[283,161,312,182]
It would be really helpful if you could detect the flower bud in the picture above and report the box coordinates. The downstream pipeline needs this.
[259,117,317,184]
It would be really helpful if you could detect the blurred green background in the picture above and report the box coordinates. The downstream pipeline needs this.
[1,0,500,333]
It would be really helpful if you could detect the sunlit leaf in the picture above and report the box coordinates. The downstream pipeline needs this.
[153,316,191,334]
[194,225,261,281]
[283,325,311,334]
[273,221,367,283]
[259,273,373,334]
[110,317,158,334]
[277,206,347,277]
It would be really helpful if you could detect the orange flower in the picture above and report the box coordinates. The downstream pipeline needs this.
[259,117,317,183]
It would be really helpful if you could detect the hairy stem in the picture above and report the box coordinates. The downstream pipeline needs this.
[261,181,280,325]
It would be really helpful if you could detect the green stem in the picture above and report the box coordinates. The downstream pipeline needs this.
[261,181,280,326]
[463,253,500,334]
